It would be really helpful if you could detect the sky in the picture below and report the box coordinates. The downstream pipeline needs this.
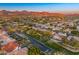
[0,3,79,13]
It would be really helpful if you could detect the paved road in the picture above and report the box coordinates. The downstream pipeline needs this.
[51,38,79,52]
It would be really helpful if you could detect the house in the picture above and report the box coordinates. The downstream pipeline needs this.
[1,41,18,53]
[7,47,28,55]
[0,30,15,45]
[77,26,79,32]
[53,33,62,40]
[67,36,73,41]
[73,36,79,41]
[0,30,18,53]
[58,32,67,37]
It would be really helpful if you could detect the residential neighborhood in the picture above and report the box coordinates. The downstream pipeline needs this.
[0,3,79,55]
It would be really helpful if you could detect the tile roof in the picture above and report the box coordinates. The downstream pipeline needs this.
[1,41,18,52]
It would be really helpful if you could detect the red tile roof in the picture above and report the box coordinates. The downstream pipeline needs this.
[1,41,18,52]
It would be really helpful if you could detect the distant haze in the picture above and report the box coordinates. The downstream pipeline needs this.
[0,3,79,13]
